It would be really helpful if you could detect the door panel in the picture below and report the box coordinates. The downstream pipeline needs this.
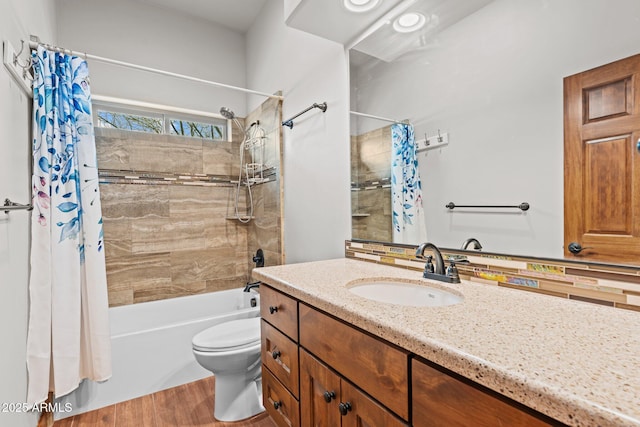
[583,77,632,122]
[564,53,640,262]
[583,134,631,234]
[299,349,341,427]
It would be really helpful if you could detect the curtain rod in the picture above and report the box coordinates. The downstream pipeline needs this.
[92,95,227,119]
[350,111,409,124]
[28,39,283,101]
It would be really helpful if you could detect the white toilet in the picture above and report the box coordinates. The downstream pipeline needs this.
[192,316,264,421]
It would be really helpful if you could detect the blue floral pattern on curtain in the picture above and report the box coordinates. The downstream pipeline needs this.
[27,46,111,404]
[391,123,427,243]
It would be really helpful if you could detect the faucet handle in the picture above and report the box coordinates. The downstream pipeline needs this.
[446,261,460,282]
[424,255,435,274]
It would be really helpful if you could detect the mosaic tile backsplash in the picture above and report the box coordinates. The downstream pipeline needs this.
[345,240,640,312]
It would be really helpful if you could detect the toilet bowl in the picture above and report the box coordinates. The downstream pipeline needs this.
[192,316,264,421]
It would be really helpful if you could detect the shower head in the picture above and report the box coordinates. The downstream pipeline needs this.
[220,107,236,120]
[220,106,246,139]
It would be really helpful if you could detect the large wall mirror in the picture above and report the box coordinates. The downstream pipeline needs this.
[349,0,640,264]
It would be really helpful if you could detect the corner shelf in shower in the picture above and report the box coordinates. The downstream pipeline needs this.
[352,213,371,218]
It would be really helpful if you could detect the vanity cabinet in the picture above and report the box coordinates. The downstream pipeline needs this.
[260,285,409,427]
[260,284,562,426]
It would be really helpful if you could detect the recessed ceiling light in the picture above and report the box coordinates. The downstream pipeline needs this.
[343,0,381,13]
[393,12,427,33]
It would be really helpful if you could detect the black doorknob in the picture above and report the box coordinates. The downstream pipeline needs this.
[568,242,583,254]
[269,306,278,314]
[271,350,281,360]
[568,242,593,254]
[338,401,352,416]
[273,401,282,410]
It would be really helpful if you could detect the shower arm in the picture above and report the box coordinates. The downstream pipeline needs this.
[282,102,327,129]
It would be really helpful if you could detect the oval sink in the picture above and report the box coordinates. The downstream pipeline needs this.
[348,280,463,307]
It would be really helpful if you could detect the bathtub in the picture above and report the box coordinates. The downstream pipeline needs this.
[55,288,260,418]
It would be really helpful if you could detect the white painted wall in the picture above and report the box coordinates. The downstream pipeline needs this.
[353,0,640,258]
[55,0,254,116]
[247,0,351,263]
[0,1,56,426]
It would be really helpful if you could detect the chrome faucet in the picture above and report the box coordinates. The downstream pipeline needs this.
[415,242,461,284]
[416,242,445,275]
[461,238,483,251]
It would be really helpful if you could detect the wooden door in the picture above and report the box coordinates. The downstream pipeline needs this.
[299,349,341,427]
[564,53,640,263]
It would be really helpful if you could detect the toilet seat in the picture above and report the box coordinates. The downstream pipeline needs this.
[192,317,261,352]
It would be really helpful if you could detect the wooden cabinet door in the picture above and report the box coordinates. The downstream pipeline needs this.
[412,359,555,427]
[300,349,341,427]
[299,304,409,420]
[564,53,640,263]
[340,380,408,427]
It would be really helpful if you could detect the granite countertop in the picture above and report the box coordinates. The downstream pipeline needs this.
[252,258,640,427]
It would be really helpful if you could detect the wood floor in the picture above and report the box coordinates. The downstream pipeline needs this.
[52,377,276,427]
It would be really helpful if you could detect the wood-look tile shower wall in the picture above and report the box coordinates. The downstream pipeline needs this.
[351,126,392,242]
[96,98,283,307]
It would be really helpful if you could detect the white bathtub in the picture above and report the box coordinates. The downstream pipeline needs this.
[55,288,260,418]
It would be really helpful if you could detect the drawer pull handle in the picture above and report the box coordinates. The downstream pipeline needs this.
[273,400,282,410]
[269,306,279,314]
[271,350,281,360]
[338,401,352,416]
[323,391,336,403]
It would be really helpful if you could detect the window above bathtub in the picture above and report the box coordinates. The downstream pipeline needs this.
[92,96,229,142]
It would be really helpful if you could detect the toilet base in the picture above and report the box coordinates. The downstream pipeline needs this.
[213,372,264,422]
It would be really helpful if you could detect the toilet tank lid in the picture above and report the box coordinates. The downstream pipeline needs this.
[192,317,261,351]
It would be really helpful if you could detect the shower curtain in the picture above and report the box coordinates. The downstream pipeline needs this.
[391,123,428,244]
[26,46,111,404]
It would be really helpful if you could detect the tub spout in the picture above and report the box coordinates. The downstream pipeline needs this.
[243,282,260,292]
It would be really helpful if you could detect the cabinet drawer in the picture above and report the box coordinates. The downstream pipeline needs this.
[263,367,300,427]
[260,285,298,340]
[299,303,409,421]
[412,358,557,427]
[261,320,299,398]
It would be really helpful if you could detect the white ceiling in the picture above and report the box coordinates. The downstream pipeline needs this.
[134,0,268,33]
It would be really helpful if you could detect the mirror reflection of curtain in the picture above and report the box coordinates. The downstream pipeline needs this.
[391,123,427,244]
[27,46,112,404]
